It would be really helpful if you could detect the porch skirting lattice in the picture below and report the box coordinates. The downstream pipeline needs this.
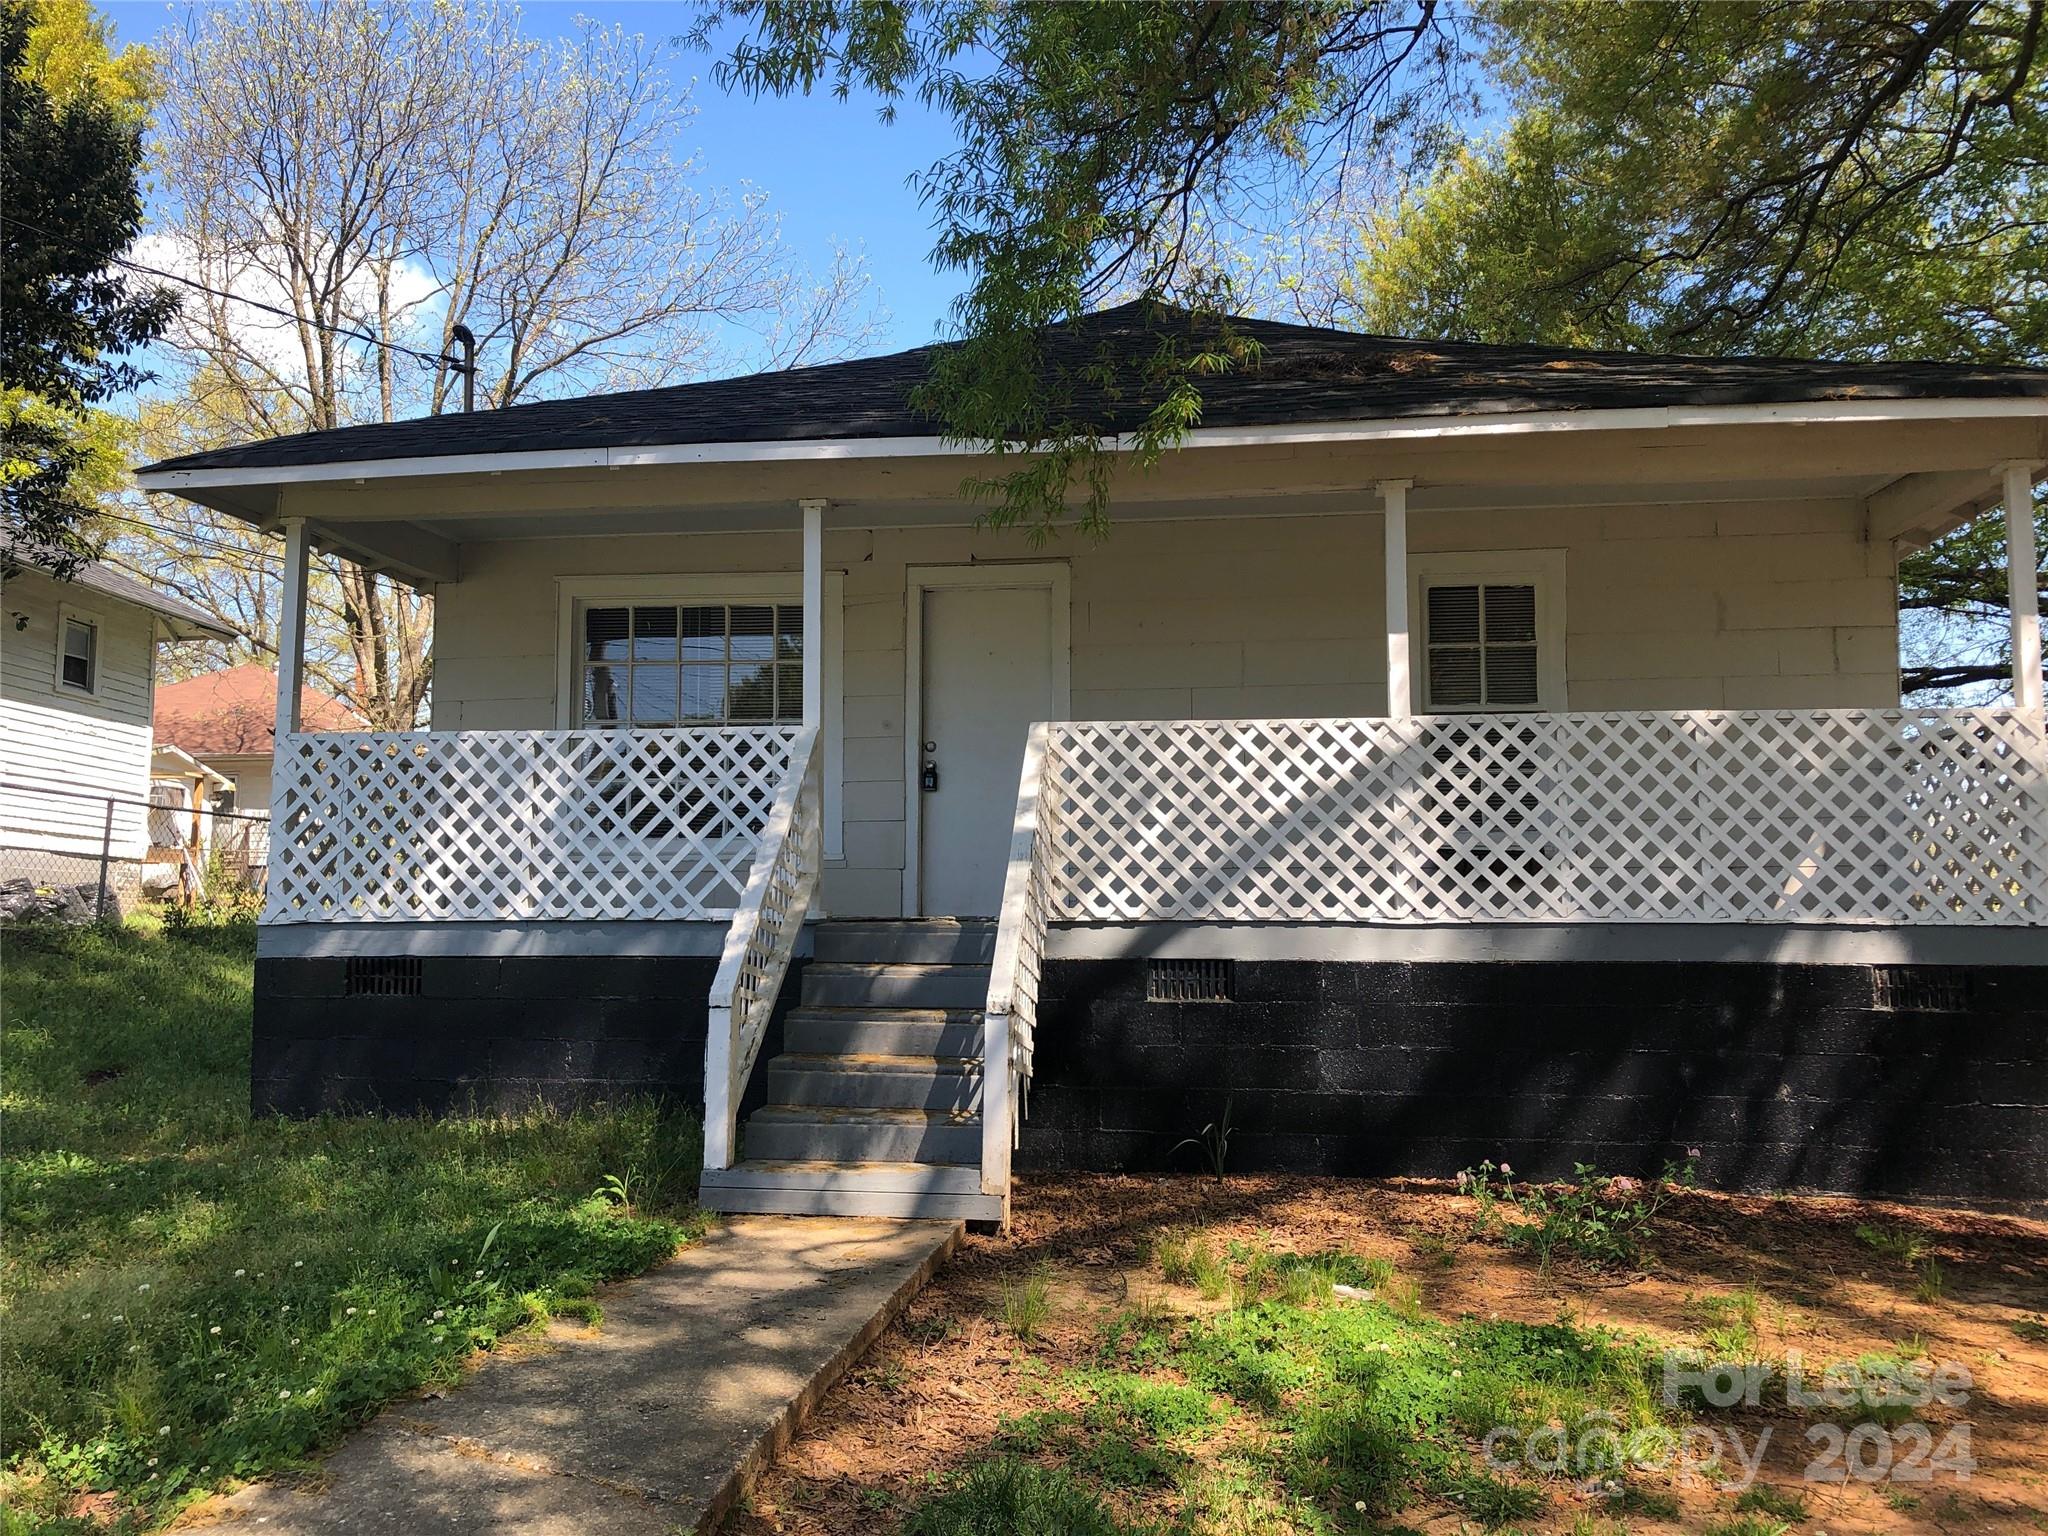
[1047,709,2048,926]
[264,726,798,923]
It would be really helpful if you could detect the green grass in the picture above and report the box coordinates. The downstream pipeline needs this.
[1,924,706,1531]
[901,1457,1174,1536]
[914,1238,1677,1533]
[1734,1482,1810,1520]
[1853,1222,1930,1265]
[1687,1285,1764,1360]
[999,1268,1054,1341]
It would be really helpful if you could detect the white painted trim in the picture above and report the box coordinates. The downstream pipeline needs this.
[551,568,846,859]
[1378,480,1411,721]
[800,501,825,729]
[2003,464,2044,713]
[1409,547,1568,712]
[902,562,1073,918]
[132,397,2048,492]
[275,519,310,740]
[52,605,101,698]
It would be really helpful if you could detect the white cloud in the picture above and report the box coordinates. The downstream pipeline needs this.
[131,227,445,391]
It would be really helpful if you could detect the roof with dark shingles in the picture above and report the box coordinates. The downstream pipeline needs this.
[3,549,236,637]
[140,302,2048,476]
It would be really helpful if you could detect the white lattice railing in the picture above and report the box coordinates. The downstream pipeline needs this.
[263,726,799,924]
[702,725,824,1172]
[981,723,1058,1210]
[1046,709,2048,926]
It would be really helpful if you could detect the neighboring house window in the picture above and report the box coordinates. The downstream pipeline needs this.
[58,613,98,694]
[579,602,803,727]
[1412,550,1566,712]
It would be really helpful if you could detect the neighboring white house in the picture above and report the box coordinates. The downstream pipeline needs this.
[0,556,235,908]
[136,304,2048,1219]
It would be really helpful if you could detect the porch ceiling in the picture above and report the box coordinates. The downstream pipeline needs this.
[146,407,2044,587]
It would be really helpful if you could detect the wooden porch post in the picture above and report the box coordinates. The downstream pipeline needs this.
[799,499,824,726]
[275,517,310,742]
[2003,464,2043,713]
[1379,479,1413,719]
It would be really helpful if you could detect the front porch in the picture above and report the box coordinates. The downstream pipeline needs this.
[254,700,2048,1217]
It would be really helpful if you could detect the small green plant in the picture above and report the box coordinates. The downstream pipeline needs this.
[1734,1483,1809,1520]
[1153,1229,1200,1285]
[1442,1468,1545,1524]
[1688,1285,1763,1360]
[591,1171,636,1212]
[899,1457,1138,1536]
[1406,1228,1457,1271]
[1703,1517,1791,1536]
[2010,1315,2048,1343]
[1914,1256,1946,1302]
[1883,1487,1922,1511]
[1854,1222,1930,1264]
[1188,1242,1234,1302]
[999,1267,1053,1341]
[1459,1156,1696,1270]
[1171,1095,1235,1181]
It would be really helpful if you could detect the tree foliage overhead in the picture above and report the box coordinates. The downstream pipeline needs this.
[706,0,1461,536]
[0,0,172,576]
[1350,0,2045,700]
[709,1,2043,574]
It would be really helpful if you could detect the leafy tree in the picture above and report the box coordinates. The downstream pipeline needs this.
[0,0,171,576]
[1349,0,2046,700]
[121,0,879,726]
[708,1,2043,549]
[704,0,1459,537]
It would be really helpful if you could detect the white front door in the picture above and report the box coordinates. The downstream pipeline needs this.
[914,578,1062,916]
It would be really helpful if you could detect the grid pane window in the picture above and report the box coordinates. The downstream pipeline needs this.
[581,602,802,726]
[60,617,96,692]
[1424,583,1540,710]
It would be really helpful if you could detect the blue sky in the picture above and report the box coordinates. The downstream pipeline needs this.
[102,0,968,354]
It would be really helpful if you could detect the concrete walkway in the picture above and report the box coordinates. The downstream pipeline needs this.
[183,1217,960,1535]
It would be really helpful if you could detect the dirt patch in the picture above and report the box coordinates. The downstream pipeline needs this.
[729,1176,2048,1534]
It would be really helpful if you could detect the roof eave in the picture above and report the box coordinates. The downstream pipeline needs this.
[133,395,2048,497]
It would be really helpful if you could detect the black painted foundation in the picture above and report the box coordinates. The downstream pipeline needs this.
[253,950,2046,1203]
[1019,958,2048,1203]
[252,954,800,1117]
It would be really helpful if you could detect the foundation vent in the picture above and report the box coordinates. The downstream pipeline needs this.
[1147,958,1235,1003]
[1870,966,1970,1013]
[344,955,424,997]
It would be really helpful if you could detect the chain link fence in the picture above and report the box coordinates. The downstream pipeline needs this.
[0,780,270,925]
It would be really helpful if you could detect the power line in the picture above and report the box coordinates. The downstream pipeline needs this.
[95,508,279,568]
[3,212,478,380]
[112,252,475,378]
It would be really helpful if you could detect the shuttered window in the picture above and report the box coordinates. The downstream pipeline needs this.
[580,602,803,726]
[1423,582,1541,710]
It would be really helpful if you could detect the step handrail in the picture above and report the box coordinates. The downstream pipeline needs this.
[703,722,824,1172]
[980,721,1057,1217]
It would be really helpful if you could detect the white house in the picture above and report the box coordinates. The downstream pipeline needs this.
[136,305,2048,1220]
[1,556,235,911]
